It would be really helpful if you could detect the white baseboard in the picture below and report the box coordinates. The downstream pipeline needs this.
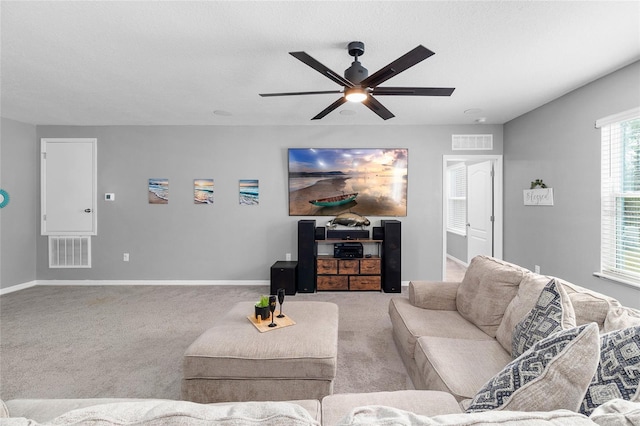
[0,280,269,294]
[2,279,409,294]
[446,254,468,268]
[0,280,38,295]
[36,279,270,287]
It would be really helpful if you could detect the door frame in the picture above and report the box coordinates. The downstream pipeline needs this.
[442,155,503,280]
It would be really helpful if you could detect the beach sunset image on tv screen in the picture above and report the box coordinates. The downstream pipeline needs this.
[288,148,408,217]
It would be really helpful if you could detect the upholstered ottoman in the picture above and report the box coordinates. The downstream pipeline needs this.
[182,301,339,403]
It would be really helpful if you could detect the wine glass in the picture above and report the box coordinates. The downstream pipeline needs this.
[268,295,277,327]
[277,288,286,318]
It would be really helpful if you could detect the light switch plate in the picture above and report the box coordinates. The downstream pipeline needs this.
[105,193,115,201]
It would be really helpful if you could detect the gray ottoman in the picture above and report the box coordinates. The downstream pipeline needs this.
[182,301,339,403]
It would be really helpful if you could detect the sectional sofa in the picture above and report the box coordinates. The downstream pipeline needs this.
[389,255,640,415]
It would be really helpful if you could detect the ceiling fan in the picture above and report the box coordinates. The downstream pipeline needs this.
[259,41,455,120]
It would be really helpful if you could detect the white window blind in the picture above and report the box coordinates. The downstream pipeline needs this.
[599,107,640,287]
[447,164,467,235]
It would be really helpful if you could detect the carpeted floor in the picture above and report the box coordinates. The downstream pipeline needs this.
[0,285,411,401]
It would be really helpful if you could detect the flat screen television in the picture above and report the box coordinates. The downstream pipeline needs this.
[288,148,408,217]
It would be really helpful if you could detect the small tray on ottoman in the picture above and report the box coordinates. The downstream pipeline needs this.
[247,313,296,332]
[182,301,338,403]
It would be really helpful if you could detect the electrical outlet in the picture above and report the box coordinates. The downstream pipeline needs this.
[534,265,540,274]
[123,253,130,262]
[285,253,291,261]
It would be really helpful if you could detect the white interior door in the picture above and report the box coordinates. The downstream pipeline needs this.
[467,161,493,262]
[41,138,97,235]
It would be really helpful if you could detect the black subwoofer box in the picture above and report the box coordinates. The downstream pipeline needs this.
[270,261,297,295]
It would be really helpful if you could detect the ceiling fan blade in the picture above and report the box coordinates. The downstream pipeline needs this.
[362,96,395,120]
[260,90,342,97]
[360,45,435,88]
[290,51,354,88]
[311,97,347,120]
[371,87,455,96]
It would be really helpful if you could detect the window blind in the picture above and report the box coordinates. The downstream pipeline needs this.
[447,164,467,235]
[600,108,640,286]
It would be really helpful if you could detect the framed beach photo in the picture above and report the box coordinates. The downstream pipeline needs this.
[148,178,169,204]
[288,148,408,216]
[239,179,259,205]
[194,179,214,204]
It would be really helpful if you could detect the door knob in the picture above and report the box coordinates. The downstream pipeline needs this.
[84,208,92,213]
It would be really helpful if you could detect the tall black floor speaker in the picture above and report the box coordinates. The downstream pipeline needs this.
[297,220,316,293]
[382,220,401,293]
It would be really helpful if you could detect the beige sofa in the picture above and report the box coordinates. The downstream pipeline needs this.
[389,255,640,406]
[3,392,638,425]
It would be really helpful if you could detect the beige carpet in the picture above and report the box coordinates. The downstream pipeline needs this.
[0,285,410,401]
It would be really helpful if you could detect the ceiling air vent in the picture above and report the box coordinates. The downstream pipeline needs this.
[48,236,91,268]
[452,134,493,151]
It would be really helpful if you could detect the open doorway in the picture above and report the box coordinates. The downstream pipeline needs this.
[442,155,503,280]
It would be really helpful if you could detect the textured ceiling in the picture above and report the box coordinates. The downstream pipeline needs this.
[1,1,639,126]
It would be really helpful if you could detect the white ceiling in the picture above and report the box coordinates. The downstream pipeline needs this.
[1,1,639,126]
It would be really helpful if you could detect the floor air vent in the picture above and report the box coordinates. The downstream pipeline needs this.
[452,134,493,150]
[48,236,91,268]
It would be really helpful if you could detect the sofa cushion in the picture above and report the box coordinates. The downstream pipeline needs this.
[415,336,512,401]
[559,279,614,330]
[0,399,8,418]
[456,256,526,337]
[337,405,596,425]
[580,326,640,416]
[512,279,576,358]
[409,281,459,311]
[496,272,559,353]
[604,303,640,332]
[43,400,319,425]
[389,297,493,361]
[589,399,640,426]
[466,323,600,413]
[3,398,157,423]
[321,390,462,426]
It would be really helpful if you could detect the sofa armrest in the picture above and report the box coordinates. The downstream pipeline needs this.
[409,280,460,311]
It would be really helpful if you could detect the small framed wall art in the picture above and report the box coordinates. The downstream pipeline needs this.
[194,179,214,204]
[239,179,259,205]
[148,178,169,204]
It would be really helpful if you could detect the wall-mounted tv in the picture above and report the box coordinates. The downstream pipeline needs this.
[288,148,408,217]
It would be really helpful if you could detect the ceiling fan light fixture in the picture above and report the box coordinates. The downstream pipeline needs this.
[345,88,367,103]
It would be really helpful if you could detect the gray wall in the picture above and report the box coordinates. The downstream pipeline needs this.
[34,124,503,282]
[503,60,640,309]
[0,118,37,289]
[446,232,466,263]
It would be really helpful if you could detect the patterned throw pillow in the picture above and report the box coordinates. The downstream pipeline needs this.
[467,323,600,413]
[512,279,575,358]
[580,325,640,416]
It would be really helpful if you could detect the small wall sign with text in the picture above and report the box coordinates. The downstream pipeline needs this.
[523,188,554,206]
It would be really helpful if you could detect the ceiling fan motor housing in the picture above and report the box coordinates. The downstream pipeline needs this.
[345,61,368,84]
